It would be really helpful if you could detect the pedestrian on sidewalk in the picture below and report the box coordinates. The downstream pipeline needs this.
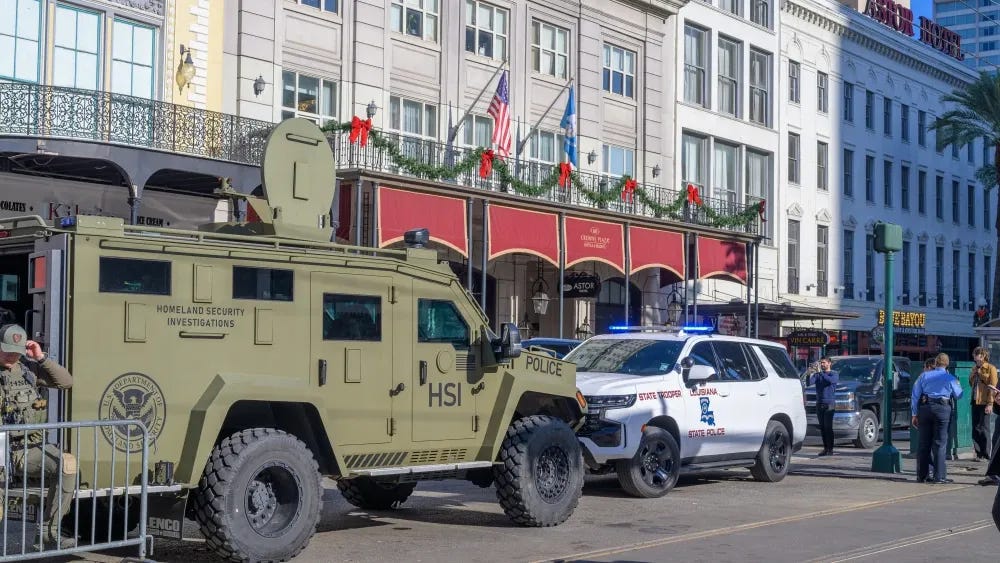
[979,388,1000,487]
[811,357,839,457]
[970,347,998,461]
[912,353,964,484]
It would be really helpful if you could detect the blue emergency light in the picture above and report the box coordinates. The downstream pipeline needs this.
[680,325,716,334]
[59,216,76,228]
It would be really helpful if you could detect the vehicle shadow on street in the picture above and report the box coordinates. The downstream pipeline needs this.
[580,471,748,498]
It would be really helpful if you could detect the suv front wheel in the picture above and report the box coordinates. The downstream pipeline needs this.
[615,427,681,498]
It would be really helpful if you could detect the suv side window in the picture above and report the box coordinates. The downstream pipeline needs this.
[742,344,769,380]
[417,299,469,348]
[687,341,717,368]
[759,346,800,379]
[710,341,756,382]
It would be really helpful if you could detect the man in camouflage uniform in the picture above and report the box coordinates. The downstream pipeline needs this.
[0,324,77,549]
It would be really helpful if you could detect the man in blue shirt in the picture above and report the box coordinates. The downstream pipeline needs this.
[911,353,964,483]
[811,357,839,456]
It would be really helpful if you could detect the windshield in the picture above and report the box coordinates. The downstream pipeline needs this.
[829,358,880,383]
[564,339,683,376]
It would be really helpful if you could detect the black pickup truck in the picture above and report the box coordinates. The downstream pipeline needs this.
[803,355,914,449]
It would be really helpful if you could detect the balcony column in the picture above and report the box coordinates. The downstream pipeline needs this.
[128,186,141,225]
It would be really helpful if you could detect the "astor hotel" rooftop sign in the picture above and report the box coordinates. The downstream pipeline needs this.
[863,0,964,61]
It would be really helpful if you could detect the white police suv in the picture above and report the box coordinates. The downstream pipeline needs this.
[566,326,807,498]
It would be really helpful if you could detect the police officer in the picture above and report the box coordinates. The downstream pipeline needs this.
[0,324,77,548]
[911,353,964,484]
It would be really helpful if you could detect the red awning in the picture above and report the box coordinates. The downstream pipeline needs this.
[563,217,625,272]
[628,226,684,277]
[697,237,747,283]
[377,186,468,256]
[488,205,559,266]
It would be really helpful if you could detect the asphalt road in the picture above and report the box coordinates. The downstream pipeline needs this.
[45,441,1000,562]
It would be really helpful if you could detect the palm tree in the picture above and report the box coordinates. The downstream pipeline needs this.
[931,71,1000,319]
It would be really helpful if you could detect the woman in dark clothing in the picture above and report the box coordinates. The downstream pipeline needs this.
[811,357,839,456]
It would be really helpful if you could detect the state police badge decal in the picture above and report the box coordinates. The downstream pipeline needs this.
[99,372,166,453]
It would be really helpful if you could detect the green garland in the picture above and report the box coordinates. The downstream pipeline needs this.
[321,120,762,230]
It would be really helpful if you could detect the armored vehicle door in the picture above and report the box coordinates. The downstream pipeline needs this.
[311,272,397,445]
[412,296,478,441]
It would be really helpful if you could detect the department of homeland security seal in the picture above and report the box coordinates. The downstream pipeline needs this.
[99,372,166,453]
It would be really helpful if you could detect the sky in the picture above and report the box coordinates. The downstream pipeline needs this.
[911,0,933,22]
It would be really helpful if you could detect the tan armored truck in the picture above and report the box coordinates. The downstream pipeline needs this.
[0,119,587,561]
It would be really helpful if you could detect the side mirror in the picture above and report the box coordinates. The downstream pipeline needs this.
[685,365,715,385]
[497,322,522,360]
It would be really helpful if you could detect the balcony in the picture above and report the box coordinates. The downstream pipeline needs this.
[0,83,762,237]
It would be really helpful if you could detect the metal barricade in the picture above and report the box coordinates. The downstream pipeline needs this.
[0,420,150,561]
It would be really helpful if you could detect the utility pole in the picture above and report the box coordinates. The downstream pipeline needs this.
[872,221,902,473]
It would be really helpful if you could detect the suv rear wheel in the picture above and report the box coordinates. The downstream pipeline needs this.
[615,427,681,498]
[853,410,879,449]
[750,420,791,482]
[493,415,584,527]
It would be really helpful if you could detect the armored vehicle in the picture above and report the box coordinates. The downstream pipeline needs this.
[0,119,586,561]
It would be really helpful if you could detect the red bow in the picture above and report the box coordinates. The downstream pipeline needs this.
[558,163,572,188]
[686,184,702,205]
[479,150,495,178]
[349,116,372,147]
[757,200,767,222]
[621,178,637,202]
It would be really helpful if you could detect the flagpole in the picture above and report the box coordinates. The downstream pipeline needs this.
[450,60,508,145]
[514,117,521,180]
[517,79,574,157]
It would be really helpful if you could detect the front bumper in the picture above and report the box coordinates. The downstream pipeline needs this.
[806,411,861,437]
[577,411,637,466]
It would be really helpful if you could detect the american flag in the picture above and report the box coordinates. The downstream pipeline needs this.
[488,70,511,157]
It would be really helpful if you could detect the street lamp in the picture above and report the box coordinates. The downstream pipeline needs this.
[575,317,593,340]
[666,293,683,326]
[253,75,266,97]
[366,100,378,119]
[176,45,196,92]
[587,149,598,165]
[652,164,661,178]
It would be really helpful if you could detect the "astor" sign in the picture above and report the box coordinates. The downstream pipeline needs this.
[863,0,964,61]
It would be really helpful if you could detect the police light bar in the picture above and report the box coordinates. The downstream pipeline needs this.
[59,216,77,228]
[608,325,681,333]
[679,325,716,335]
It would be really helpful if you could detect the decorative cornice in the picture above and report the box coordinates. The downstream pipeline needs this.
[623,0,690,18]
[935,234,947,246]
[986,244,994,256]
[865,220,876,234]
[953,238,964,249]
[969,241,978,253]
[918,231,929,242]
[787,202,804,218]
[107,0,164,17]
[815,208,832,223]
[843,215,858,228]
[903,228,913,240]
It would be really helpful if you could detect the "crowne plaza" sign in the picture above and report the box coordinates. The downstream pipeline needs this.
[863,0,964,61]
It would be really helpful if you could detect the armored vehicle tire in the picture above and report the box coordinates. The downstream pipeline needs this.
[615,427,681,498]
[64,496,141,543]
[750,420,792,483]
[337,478,416,510]
[192,428,322,563]
[493,415,584,527]
[853,410,880,449]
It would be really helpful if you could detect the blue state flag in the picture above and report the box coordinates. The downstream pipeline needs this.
[560,85,577,168]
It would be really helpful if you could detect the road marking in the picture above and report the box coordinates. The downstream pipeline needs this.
[808,519,993,562]
[536,484,971,563]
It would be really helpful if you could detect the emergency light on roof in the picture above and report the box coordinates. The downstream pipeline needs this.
[679,325,716,334]
[59,216,76,228]
[608,325,681,333]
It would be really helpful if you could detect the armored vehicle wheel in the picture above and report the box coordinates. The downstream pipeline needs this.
[853,410,879,449]
[192,429,322,563]
[750,420,792,483]
[337,478,415,510]
[615,427,680,498]
[493,415,583,527]
[64,496,141,544]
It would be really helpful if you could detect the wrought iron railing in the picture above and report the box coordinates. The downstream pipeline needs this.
[0,82,273,165]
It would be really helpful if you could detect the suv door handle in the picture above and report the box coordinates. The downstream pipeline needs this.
[419,360,427,385]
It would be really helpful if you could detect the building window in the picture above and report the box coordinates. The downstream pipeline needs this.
[952,179,960,223]
[935,116,945,153]
[902,241,911,304]
[893,164,907,211]
[936,246,945,308]
[0,0,40,82]
[844,229,855,299]
[952,140,959,159]
[746,149,773,240]
[53,5,101,90]
[391,0,439,41]
[297,0,338,13]
[462,115,493,148]
[751,0,770,27]
[788,220,800,294]
[900,104,910,142]
[817,141,828,191]
[389,95,437,138]
[843,148,854,197]
[682,133,707,193]
[952,249,961,310]
[918,110,927,146]
[718,0,740,15]
[713,142,739,203]
[684,24,707,106]
[788,60,800,103]
[788,132,800,184]
[969,252,977,311]
[603,44,636,98]
[749,48,770,126]
[281,71,337,125]
[918,170,927,214]
[865,90,874,129]
[866,234,875,301]
[717,37,740,117]
[843,83,854,123]
[465,1,508,60]
[865,155,874,202]
[603,144,635,178]
[883,97,892,137]
[969,140,975,163]
[817,226,828,296]
[883,160,892,207]
[528,130,565,163]
[817,72,828,113]
[986,188,991,230]
[111,19,155,98]
[532,20,568,78]
[969,184,976,227]
[918,243,927,306]
[936,175,944,219]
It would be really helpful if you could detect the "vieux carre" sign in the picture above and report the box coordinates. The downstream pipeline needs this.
[863,0,964,61]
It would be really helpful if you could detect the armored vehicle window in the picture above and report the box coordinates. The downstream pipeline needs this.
[417,300,469,347]
[322,294,381,341]
[233,266,293,301]
[759,346,800,379]
[99,257,171,295]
